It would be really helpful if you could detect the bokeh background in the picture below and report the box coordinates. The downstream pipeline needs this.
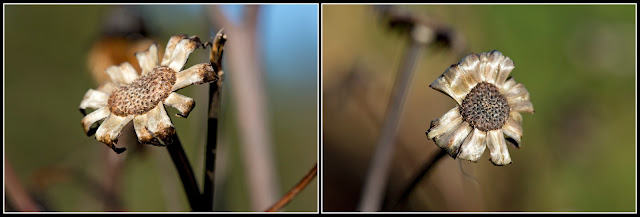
[323,5,635,212]
[5,4,317,212]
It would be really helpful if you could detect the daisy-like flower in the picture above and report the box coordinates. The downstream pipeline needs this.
[79,35,218,153]
[426,50,534,165]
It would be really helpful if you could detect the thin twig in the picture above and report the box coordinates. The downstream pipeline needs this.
[202,29,227,211]
[385,149,447,211]
[265,163,318,212]
[357,24,434,212]
[166,133,203,211]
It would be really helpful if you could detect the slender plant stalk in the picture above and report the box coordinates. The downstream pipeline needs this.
[203,30,227,211]
[265,163,318,212]
[384,149,447,211]
[5,159,40,211]
[166,133,203,211]
[357,24,434,212]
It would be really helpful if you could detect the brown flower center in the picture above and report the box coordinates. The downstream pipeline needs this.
[459,82,510,131]
[108,66,176,116]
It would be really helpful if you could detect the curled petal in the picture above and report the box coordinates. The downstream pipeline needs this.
[81,107,110,136]
[164,92,195,118]
[505,83,531,102]
[79,89,109,114]
[144,104,175,146]
[504,82,535,114]
[443,64,477,101]
[427,107,463,140]
[495,56,515,86]
[477,50,505,84]
[510,100,535,114]
[500,77,518,93]
[486,129,512,165]
[458,53,482,83]
[172,63,217,91]
[95,114,134,153]
[106,62,138,85]
[502,112,523,148]
[133,113,156,145]
[434,121,472,157]
[162,36,202,72]
[161,35,187,67]
[458,128,487,162]
[136,43,159,75]
[430,75,464,105]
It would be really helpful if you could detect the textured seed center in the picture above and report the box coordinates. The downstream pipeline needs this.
[108,66,176,116]
[459,82,510,131]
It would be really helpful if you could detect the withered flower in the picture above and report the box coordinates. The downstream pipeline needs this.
[79,35,217,153]
[426,50,534,165]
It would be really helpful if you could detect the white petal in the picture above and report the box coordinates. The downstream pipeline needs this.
[477,51,505,84]
[135,43,159,76]
[426,107,463,140]
[162,37,201,72]
[443,64,478,100]
[510,100,535,114]
[79,89,109,111]
[502,112,523,148]
[161,35,187,67]
[133,113,156,145]
[458,53,482,83]
[95,114,134,152]
[505,83,531,103]
[81,107,110,135]
[495,56,515,86]
[458,128,487,162]
[433,121,472,157]
[106,62,138,85]
[486,129,512,165]
[172,63,217,91]
[500,77,518,93]
[164,92,195,118]
[430,75,465,105]
[144,104,175,146]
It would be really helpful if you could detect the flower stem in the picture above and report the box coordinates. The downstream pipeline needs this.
[265,163,318,212]
[385,149,447,211]
[202,30,227,211]
[357,24,434,212]
[166,133,203,211]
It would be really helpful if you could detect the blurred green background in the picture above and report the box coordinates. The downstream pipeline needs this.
[322,5,635,212]
[5,4,317,212]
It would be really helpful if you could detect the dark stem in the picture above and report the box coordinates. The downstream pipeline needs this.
[203,30,226,211]
[386,149,447,211]
[203,83,220,211]
[166,133,203,211]
[265,163,318,212]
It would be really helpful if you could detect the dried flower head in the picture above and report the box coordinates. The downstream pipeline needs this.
[79,35,218,153]
[426,50,534,165]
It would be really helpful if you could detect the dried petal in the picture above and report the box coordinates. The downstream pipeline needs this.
[136,43,159,75]
[486,129,512,165]
[106,62,138,85]
[164,92,195,118]
[458,128,487,162]
[172,63,217,91]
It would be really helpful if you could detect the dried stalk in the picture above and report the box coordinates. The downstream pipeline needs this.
[202,29,227,211]
[166,133,203,211]
[265,163,318,212]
